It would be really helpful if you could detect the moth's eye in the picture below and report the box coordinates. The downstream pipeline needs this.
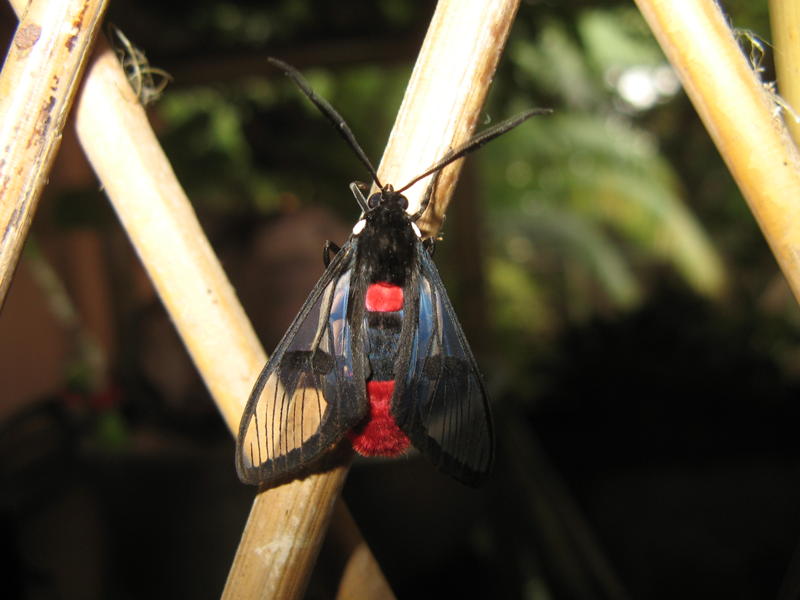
[367,194,381,210]
[398,195,408,211]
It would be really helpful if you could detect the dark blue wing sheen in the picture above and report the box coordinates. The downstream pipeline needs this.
[393,241,494,486]
[236,239,368,486]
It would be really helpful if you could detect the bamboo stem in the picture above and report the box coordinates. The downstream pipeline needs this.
[66,34,386,599]
[74,36,263,432]
[327,500,396,600]
[769,0,800,146]
[376,0,521,236]
[3,0,521,595]
[0,0,108,306]
[633,0,800,303]
[224,0,520,597]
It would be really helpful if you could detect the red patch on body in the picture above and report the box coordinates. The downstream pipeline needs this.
[348,380,410,456]
[365,282,403,312]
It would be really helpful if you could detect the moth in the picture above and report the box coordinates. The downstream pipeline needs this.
[236,58,548,487]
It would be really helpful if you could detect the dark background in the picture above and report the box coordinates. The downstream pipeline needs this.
[2,1,800,598]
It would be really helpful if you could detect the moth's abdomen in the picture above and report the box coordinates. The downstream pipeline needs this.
[365,281,403,311]
[347,282,410,456]
[347,380,409,455]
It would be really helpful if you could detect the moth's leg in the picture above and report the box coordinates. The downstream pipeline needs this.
[410,163,443,222]
[350,181,370,213]
[323,240,341,268]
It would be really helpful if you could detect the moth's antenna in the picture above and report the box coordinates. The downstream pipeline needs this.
[268,58,383,189]
[396,108,552,194]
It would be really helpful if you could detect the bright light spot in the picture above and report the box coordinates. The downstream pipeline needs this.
[617,67,658,109]
[614,65,680,110]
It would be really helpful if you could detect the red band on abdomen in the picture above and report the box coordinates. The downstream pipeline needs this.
[348,380,410,457]
[365,282,403,312]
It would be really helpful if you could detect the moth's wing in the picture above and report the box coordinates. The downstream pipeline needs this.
[236,239,367,486]
[394,242,494,486]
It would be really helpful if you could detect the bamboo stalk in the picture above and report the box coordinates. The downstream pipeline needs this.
[327,500,395,600]
[769,0,800,145]
[66,34,387,598]
[0,0,108,306]
[224,1,521,597]
[376,1,521,236]
[633,0,800,303]
[74,36,263,432]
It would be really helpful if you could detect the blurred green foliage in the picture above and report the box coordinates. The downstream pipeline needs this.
[484,6,728,347]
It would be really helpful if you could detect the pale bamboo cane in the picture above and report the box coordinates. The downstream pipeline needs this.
[224,0,521,597]
[634,0,800,304]
[69,34,390,600]
[0,0,388,593]
[770,0,800,146]
[0,0,108,305]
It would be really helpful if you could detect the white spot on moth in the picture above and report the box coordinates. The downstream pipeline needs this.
[411,222,422,238]
[352,219,366,235]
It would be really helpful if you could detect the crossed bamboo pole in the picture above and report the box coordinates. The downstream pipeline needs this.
[2,0,800,598]
[769,0,800,148]
[0,0,387,597]
[223,1,522,597]
[0,0,108,306]
[0,0,523,596]
[633,1,800,303]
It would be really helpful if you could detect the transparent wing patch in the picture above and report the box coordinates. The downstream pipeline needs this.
[236,243,366,486]
[395,243,494,486]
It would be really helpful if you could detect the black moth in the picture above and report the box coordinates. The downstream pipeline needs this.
[236,58,549,487]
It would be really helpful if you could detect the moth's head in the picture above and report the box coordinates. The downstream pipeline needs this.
[365,184,409,213]
[353,184,422,238]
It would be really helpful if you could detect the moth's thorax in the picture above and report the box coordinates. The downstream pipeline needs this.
[354,194,419,286]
